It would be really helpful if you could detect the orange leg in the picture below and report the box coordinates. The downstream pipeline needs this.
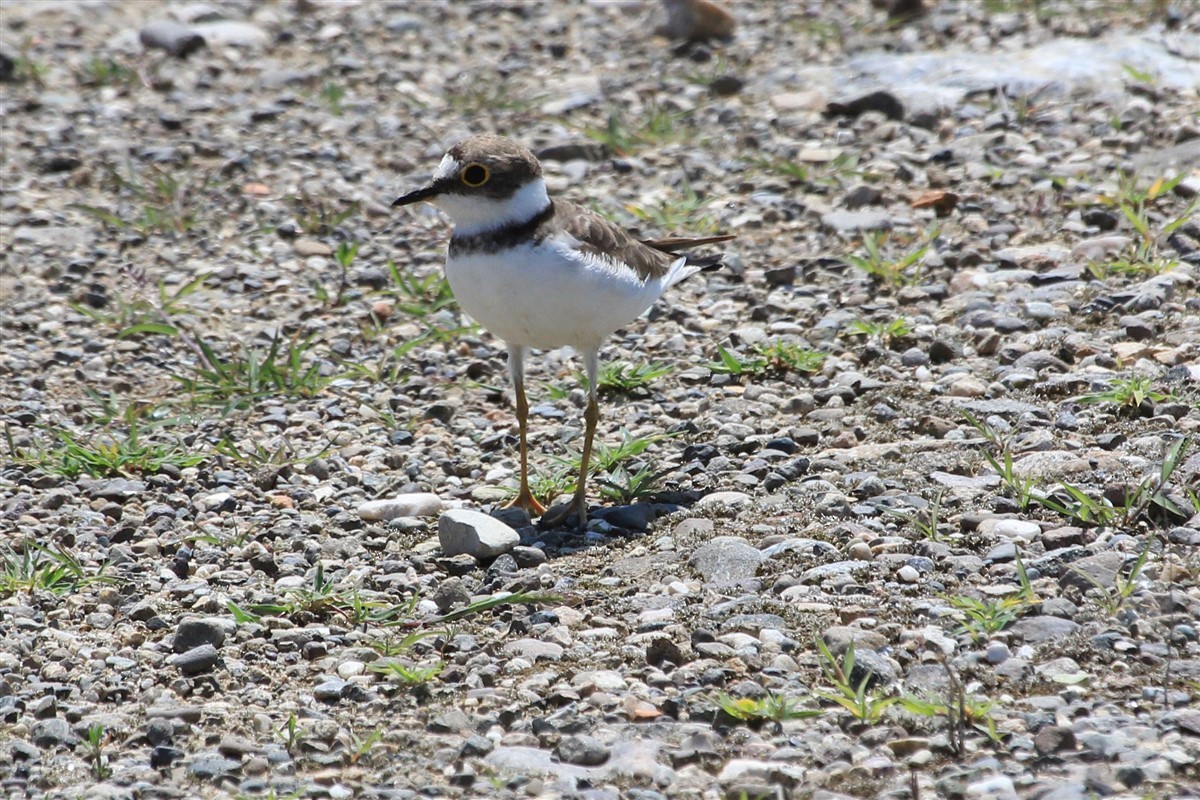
[503,345,546,515]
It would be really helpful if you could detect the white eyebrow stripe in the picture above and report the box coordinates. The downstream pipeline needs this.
[433,154,460,181]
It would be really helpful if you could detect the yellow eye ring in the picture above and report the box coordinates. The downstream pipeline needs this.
[460,163,490,187]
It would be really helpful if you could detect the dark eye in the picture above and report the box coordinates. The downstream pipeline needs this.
[461,163,489,187]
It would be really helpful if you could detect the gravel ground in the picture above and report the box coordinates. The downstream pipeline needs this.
[2,1,1200,799]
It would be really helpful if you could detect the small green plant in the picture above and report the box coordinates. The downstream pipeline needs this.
[320,81,346,115]
[1034,482,1120,527]
[444,80,540,115]
[707,344,767,376]
[961,410,1038,510]
[385,263,459,318]
[753,155,809,184]
[71,268,211,339]
[589,360,675,396]
[1092,172,1197,274]
[754,341,825,374]
[1070,539,1153,616]
[1077,375,1167,412]
[944,594,1025,643]
[884,491,946,541]
[588,430,679,475]
[814,639,899,724]
[72,163,210,238]
[1121,63,1156,84]
[81,723,112,780]
[290,192,359,237]
[625,183,717,234]
[176,333,337,410]
[845,317,912,346]
[845,229,935,288]
[0,544,115,597]
[370,659,444,686]
[80,56,135,88]
[598,463,672,504]
[191,522,252,551]
[277,713,304,753]
[348,729,385,765]
[9,422,203,479]
[11,37,48,87]
[583,104,691,155]
[316,240,359,308]
[714,691,823,724]
[501,464,576,507]
[900,660,1002,753]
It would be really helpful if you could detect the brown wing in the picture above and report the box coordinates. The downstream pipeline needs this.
[549,200,678,281]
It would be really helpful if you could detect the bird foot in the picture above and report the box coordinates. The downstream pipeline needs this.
[505,487,547,516]
[539,496,589,531]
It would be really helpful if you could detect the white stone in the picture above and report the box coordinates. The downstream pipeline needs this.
[438,509,519,559]
[694,491,753,509]
[358,493,444,521]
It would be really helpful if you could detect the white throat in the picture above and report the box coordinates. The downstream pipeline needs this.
[435,178,550,237]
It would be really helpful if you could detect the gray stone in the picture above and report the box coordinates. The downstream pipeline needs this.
[314,679,349,702]
[823,626,888,654]
[966,774,1018,799]
[139,20,206,57]
[31,718,74,748]
[167,644,220,675]
[173,618,226,653]
[1010,616,1080,644]
[688,536,763,583]
[554,735,610,766]
[191,20,269,47]
[799,560,871,583]
[1034,725,1077,756]
[432,577,470,613]
[1059,551,1124,592]
[187,752,242,780]
[438,509,519,559]
[502,638,564,662]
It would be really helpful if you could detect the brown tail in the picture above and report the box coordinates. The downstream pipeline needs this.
[642,233,736,254]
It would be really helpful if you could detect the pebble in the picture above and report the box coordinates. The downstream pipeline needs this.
[173,618,226,653]
[688,536,763,583]
[695,491,753,509]
[358,493,444,520]
[437,509,520,559]
[139,20,206,57]
[167,644,220,675]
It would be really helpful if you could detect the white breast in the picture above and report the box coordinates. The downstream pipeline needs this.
[445,236,679,350]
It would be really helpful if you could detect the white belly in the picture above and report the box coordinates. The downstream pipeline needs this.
[445,240,672,350]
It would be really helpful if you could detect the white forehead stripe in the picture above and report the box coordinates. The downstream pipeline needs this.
[434,154,461,181]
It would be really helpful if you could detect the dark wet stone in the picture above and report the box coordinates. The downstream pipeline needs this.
[139,20,206,57]
[173,618,226,653]
[1082,208,1119,230]
[647,637,687,667]
[187,752,241,780]
[844,184,883,209]
[827,90,904,120]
